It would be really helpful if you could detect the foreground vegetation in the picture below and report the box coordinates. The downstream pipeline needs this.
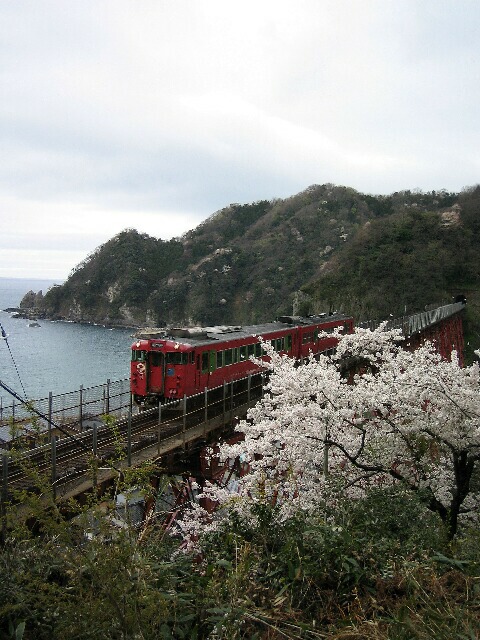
[1,485,479,639]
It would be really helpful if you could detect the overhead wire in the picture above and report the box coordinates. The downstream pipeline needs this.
[0,321,27,397]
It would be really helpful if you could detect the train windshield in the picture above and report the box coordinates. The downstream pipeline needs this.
[166,352,189,365]
[132,350,147,362]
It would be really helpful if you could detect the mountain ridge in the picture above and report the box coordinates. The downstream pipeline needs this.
[23,183,479,356]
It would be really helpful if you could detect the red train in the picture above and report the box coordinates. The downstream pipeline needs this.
[130,314,354,408]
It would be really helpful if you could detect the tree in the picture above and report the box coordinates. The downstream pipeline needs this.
[183,328,480,542]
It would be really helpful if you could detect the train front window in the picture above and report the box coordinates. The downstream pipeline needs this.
[166,352,188,365]
[150,352,162,367]
[132,350,146,362]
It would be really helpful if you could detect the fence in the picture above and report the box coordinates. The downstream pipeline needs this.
[358,301,466,336]
[0,378,131,447]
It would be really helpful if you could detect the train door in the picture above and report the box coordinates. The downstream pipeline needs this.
[292,330,299,359]
[149,351,164,394]
[209,350,217,373]
[195,351,201,389]
[199,350,216,387]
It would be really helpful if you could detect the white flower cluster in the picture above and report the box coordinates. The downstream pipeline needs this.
[176,328,480,546]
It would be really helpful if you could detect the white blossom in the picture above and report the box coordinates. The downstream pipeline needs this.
[176,328,480,546]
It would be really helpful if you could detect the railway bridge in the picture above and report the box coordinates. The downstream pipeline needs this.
[364,299,466,365]
[1,373,264,507]
[0,300,467,522]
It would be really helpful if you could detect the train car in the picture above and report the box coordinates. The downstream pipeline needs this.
[130,313,354,408]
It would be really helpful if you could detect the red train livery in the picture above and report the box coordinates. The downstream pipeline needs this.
[130,314,354,408]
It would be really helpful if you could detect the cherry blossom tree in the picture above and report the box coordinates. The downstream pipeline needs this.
[181,327,480,543]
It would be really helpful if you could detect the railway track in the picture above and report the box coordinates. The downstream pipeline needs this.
[5,410,179,490]
[2,375,264,496]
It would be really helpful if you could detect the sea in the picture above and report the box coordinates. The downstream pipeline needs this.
[0,277,134,402]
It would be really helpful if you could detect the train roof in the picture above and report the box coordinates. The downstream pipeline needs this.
[133,313,352,348]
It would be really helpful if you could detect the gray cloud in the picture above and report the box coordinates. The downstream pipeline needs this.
[1,0,479,278]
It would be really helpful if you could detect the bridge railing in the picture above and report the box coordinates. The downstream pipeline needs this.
[0,371,265,454]
[403,302,466,335]
[358,301,465,337]
[0,378,132,447]
[0,372,265,500]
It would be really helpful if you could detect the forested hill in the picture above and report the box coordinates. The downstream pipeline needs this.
[37,183,479,350]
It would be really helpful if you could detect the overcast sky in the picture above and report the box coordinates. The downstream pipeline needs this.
[1,1,479,280]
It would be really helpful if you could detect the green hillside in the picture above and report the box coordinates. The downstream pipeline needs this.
[37,183,479,354]
[304,186,480,360]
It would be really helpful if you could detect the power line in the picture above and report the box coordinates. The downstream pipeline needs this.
[0,322,27,397]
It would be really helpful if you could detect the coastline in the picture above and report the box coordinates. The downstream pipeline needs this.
[3,307,141,331]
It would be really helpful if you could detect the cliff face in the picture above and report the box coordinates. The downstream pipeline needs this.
[37,184,476,333]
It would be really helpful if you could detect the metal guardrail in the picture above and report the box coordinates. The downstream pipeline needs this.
[358,302,465,336]
[404,302,466,335]
[0,378,131,446]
